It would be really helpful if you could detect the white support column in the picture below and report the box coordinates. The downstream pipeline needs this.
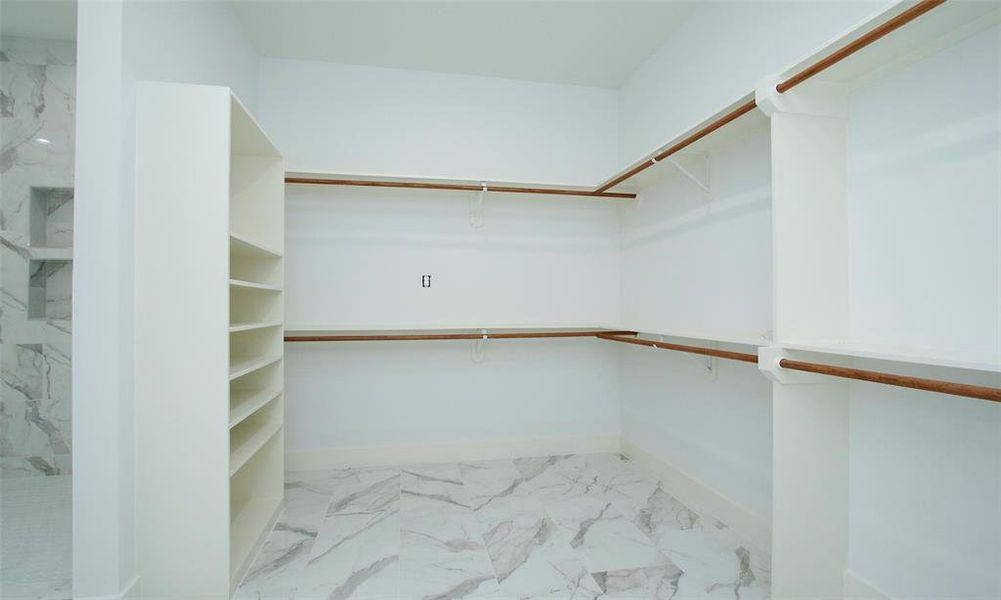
[759,348,850,599]
[756,76,852,599]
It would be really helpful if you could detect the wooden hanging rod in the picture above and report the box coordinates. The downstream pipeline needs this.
[776,0,947,93]
[593,99,758,193]
[598,333,1001,403]
[595,0,947,193]
[778,359,1001,404]
[284,329,638,342]
[284,177,637,199]
[596,333,760,362]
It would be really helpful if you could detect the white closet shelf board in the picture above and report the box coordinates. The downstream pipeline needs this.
[778,340,1001,374]
[229,322,283,333]
[230,278,282,292]
[623,326,772,348]
[230,389,283,429]
[777,0,1000,91]
[230,232,283,260]
[284,325,631,337]
[230,421,283,477]
[229,355,282,380]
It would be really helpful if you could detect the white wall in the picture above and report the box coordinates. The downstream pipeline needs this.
[616,114,773,529]
[619,117,772,341]
[259,58,618,183]
[285,185,620,331]
[617,0,887,166]
[286,338,620,463]
[123,0,259,113]
[846,23,1000,362]
[259,59,623,462]
[74,0,258,596]
[74,2,133,596]
[619,345,772,518]
[844,24,1001,598]
[849,364,1001,599]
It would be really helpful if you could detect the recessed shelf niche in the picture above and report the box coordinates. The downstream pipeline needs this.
[27,259,71,320]
[29,187,73,248]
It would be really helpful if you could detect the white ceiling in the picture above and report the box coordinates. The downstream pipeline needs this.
[231,1,697,88]
[1,0,77,42]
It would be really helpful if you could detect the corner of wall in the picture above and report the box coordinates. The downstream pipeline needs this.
[621,435,772,554]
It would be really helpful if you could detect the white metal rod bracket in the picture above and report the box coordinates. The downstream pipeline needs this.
[471,183,487,228]
[471,329,487,362]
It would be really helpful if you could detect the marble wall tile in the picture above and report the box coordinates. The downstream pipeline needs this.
[0,38,76,68]
[1,36,74,480]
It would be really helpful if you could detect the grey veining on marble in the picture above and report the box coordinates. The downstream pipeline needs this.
[236,453,771,599]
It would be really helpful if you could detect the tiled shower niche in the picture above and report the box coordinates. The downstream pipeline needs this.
[30,187,74,248]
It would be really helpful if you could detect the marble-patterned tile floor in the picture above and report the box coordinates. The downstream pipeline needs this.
[236,453,769,600]
[0,475,73,600]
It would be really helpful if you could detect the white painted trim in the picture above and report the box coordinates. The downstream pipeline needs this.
[621,436,771,554]
[287,434,620,471]
[76,576,141,600]
[844,570,893,600]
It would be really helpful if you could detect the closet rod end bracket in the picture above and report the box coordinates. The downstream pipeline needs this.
[758,346,849,386]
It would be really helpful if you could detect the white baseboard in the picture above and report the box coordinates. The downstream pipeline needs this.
[76,576,141,600]
[621,436,771,554]
[844,570,893,600]
[287,433,621,472]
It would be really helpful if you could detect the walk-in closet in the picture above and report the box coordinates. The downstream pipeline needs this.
[1,0,998,599]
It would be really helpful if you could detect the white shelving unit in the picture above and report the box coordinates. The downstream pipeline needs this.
[134,82,285,598]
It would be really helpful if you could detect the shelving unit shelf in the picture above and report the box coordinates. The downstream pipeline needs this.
[229,354,283,379]
[230,421,283,477]
[229,321,283,334]
[135,82,285,599]
[230,388,283,428]
[230,278,282,292]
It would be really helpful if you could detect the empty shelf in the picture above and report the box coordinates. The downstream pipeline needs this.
[230,278,282,292]
[229,355,282,380]
[230,232,283,260]
[230,389,282,429]
[229,322,283,333]
[230,421,282,477]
